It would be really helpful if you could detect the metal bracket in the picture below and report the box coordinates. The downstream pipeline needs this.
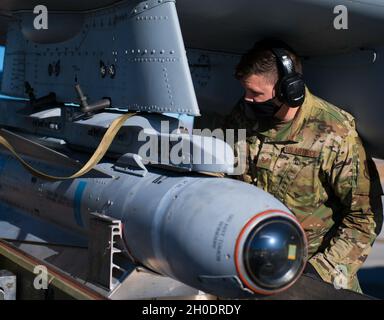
[0,270,16,300]
[88,213,133,292]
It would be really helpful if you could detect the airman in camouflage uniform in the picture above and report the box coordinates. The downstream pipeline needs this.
[224,40,383,293]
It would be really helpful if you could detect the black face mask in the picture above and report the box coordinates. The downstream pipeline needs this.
[242,98,282,120]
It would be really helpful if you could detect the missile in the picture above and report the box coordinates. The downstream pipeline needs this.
[0,136,308,298]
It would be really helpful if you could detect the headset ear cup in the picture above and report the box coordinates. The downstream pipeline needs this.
[270,47,306,107]
[274,79,285,103]
[280,74,305,107]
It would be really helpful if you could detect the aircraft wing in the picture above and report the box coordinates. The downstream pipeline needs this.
[0,0,383,55]
[1,0,383,157]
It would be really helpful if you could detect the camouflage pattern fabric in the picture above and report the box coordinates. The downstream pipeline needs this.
[223,88,383,293]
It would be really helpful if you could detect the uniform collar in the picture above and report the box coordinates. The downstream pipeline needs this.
[256,87,314,143]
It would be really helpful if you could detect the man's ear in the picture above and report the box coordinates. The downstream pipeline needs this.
[272,85,277,99]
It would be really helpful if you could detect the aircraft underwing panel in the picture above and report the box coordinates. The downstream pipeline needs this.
[1,0,200,116]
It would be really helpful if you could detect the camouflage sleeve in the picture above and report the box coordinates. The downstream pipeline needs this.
[309,131,383,291]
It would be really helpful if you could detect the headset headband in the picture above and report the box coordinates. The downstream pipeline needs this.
[270,48,295,77]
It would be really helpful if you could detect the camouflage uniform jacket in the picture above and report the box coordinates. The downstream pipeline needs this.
[224,88,383,292]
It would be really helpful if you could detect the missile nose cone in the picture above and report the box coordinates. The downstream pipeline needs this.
[235,210,307,295]
[244,217,305,290]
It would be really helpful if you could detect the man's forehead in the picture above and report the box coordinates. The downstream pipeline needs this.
[241,74,271,90]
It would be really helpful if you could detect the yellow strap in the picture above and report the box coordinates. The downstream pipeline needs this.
[0,112,135,181]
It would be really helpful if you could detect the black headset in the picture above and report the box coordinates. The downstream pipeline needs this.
[270,48,305,108]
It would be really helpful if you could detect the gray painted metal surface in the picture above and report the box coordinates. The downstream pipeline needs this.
[2,1,384,56]
[0,99,234,173]
[1,0,200,116]
[0,270,16,300]
[177,0,384,56]
[303,47,384,158]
